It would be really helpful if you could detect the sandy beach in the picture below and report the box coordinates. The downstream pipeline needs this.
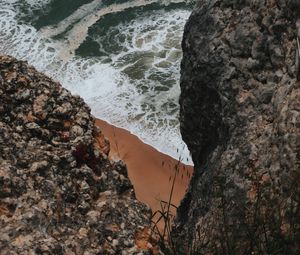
[96,119,193,231]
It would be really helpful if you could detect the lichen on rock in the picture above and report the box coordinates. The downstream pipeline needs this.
[0,55,159,254]
[173,1,300,254]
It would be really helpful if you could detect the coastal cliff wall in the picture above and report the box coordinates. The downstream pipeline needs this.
[173,1,300,254]
[0,55,158,254]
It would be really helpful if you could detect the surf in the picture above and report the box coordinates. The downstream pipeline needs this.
[0,0,193,165]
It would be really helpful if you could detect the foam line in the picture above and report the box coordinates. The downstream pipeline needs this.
[41,0,188,60]
[39,0,102,37]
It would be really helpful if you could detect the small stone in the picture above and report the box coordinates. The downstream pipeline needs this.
[86,210,100,223]
[71,125,84,136]
[30,161,49,173]
[121,223,125,230]
[97,201,106,208]
[78,228,88,239]
[112,239,119,248]
[33,94,48,120]
[16,89,30,101]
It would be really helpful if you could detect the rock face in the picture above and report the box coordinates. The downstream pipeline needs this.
[173,1,300,254]
[0,55,158,254]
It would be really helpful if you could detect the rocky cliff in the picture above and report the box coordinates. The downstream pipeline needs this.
[0,55,159,254]
[173,1,300,254]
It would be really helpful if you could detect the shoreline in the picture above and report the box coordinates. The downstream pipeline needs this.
[95,119,193,230]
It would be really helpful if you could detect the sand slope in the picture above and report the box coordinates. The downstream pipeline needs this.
[96,119,193,230]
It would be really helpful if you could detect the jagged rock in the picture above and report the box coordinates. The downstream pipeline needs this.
[0,55,160,254]
[172,1,300,254]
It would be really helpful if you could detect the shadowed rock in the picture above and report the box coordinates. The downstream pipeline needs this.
[172,1,300,254]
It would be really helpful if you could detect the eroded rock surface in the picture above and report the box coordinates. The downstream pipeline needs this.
[173,1,300,254]
[0,55,158,254]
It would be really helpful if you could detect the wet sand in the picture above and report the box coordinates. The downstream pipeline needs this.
[95,119,193,231]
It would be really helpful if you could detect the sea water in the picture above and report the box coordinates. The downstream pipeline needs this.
[0,0,193,165]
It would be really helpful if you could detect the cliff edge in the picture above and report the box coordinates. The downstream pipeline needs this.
[173,1,300,254]
[0,55,158,254]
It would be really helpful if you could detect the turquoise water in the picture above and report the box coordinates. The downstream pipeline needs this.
[0,0,193,164]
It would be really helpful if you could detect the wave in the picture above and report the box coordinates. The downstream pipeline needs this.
[40,0,191,60]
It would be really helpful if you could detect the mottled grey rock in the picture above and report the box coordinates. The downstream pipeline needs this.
[0,55,160,255]
[172,1,300,254]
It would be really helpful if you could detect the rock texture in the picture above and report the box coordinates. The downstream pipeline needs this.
[0,55,159,254]
[173,1,300,254]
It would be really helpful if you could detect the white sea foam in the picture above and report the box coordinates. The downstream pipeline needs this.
[41,0,189,61]
[0,0,193,165]
[24,0,51,9]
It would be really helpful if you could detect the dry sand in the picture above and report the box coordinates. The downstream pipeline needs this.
[96,119,193,231]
